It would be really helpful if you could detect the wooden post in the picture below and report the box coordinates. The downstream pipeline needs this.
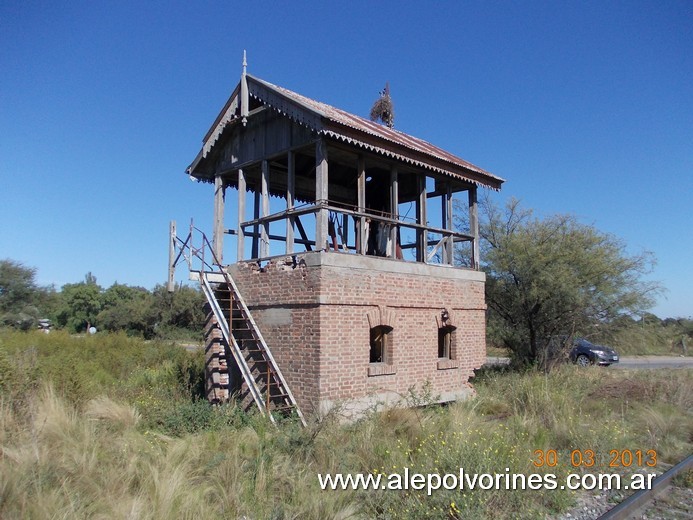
[315,139,329,251]
[260,160,270,258]
[468,185,479,269]
[357,156,366,255]
[168,220,176,292]
[286,151,295,254]
[213,175,226,263]
[237,169,246,261]
[389,166,398,258]
[251,185,260,259]
[444,181,453,265]
[416,174,427,262]
[341,214,349,250]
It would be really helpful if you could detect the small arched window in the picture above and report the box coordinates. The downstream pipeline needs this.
[438,325,456,359]
[370,325,393,363]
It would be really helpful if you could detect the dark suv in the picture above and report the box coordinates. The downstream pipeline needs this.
[569,338,619,367]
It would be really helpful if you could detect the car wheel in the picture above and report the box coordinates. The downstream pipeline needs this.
[576,354,591,367]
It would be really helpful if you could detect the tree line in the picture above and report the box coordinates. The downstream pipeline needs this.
[0,261,205,339]
[455,195,690,368]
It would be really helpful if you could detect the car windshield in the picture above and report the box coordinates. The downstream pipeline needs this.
[576,339,594,348]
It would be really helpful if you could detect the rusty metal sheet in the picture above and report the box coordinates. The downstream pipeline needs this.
[250,75,504,188]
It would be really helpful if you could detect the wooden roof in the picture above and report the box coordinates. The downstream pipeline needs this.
[188,74,504,190]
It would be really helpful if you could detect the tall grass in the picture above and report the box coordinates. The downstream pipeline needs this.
[1,330,691,519]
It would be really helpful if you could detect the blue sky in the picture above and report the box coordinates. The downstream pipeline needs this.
[1,1,691,318]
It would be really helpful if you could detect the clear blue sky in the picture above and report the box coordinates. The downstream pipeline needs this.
[1,1,691,318]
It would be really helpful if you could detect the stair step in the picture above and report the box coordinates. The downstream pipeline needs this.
[200,271,305,427]
[272,405,297,412]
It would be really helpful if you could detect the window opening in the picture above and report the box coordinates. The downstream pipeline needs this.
[370,325,393,363]
[438,327,454,359]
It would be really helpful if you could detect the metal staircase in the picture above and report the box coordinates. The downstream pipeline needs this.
[169,222,306,427]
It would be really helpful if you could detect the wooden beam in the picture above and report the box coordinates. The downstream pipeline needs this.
[168,220,176,292]
[469,185,479,269]
[251,184,260,259]
[315,139,329,251]
[286,150,295,254]
[237,169,246,261]
[403,237,460,251]
[213,175,225,263]
[341,213,349,251]
[357,156,366,255]
[232,228,314,246]
[445,181,453,265]
[260,160,270,258]
[219,159,353,204]
[295,215,312,251]
[240,204,318,228]
[416,174,427,263]
[240,203,473,242]
[389,166,399,259]
[427,236,447,262]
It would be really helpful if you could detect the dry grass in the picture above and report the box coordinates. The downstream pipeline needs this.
[1,331,691,519]
[0,384,356,519]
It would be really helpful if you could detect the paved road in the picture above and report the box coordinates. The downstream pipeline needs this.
[611,355,693,370]
[485,356,693,369]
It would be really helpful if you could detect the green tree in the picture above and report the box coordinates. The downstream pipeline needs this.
[0,259,38,312]
[98,283,157,337]
[473,197,659,368]
[56,273,102,333]
[152,284,205,338]
[0,259,47,329]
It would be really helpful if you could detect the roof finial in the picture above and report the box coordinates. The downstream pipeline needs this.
[240,50,249,125]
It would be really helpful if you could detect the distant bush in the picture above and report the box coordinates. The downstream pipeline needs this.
[0,259,205,339]
[0,329,203,408]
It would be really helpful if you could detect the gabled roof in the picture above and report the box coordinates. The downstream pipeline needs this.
[190,74,504,190]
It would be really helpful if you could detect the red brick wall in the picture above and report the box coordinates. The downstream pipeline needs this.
[227,253,487,415]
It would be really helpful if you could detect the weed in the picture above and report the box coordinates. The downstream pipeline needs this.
[1,331,691,519]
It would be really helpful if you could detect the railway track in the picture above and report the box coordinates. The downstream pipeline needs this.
[555,454,692,519]
[597,453,693,519]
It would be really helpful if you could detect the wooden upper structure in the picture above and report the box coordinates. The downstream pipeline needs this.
[187,64,504,268]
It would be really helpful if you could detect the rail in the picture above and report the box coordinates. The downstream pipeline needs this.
[597,453,693,519]
[169,220,306,427]
[228,201,478,267]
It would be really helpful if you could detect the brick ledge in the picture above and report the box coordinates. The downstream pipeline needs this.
[437,359,460,370]
[368,363,397,377]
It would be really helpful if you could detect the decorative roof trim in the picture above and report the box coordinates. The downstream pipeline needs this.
[202,92,240,160]
[193,74,505,190]
[321,130,497,189]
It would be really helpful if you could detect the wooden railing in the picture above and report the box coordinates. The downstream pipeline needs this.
[227,201,479,268]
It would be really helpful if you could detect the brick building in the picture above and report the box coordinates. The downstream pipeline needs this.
[181,61,504,420]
